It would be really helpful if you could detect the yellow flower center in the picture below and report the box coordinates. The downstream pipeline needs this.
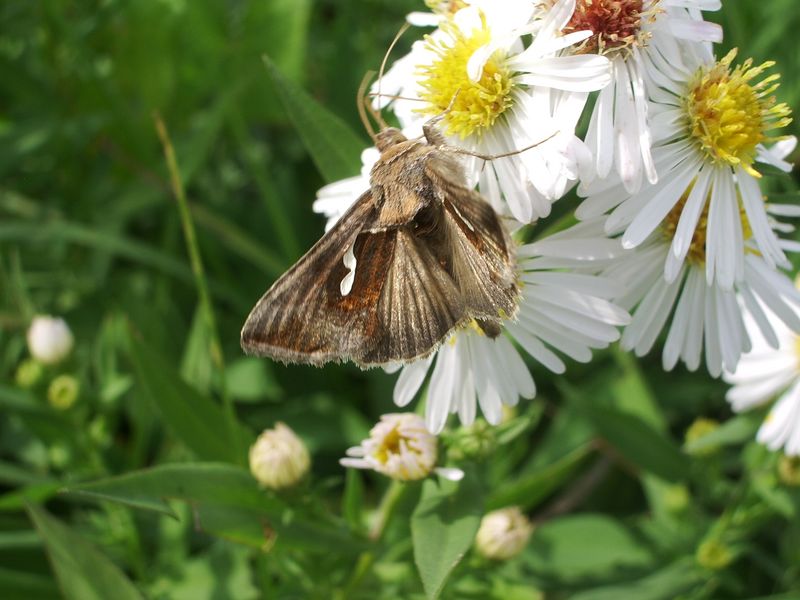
[661,179,752,265]
[417,18,514,138]
[683,49,793,178]
[564,0,656,55]
[374,426,402,465]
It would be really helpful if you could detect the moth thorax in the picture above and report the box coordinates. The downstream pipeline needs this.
[375,128,408,151]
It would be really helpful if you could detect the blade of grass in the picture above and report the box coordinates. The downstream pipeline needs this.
[228,111,300,261]
[190,202,286,277]
[154,113,243,465]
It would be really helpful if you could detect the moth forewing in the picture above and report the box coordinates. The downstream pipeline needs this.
[240,126,520,368]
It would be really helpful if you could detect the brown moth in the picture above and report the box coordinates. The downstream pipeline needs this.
[240,120,520,368]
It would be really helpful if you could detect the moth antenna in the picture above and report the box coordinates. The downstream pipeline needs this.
[367,92,427,104]
[357,71,378,143]
[372,22,411,129]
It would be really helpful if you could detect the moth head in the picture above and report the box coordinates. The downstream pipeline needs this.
[375,127,408,152]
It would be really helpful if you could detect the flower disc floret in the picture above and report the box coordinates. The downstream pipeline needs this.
[683,49,793,177]
[417,19,513,138]
[661,180,753,266]
[566,0,653,55]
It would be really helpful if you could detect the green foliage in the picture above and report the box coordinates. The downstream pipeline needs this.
[0,0,799,598]
[26,505,144,600]
[412,475,484,599]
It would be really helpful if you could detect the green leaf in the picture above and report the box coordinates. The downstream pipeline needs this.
[590,405,687,482]
[180,304,214,395]
[683,413,761,454]
[412,475,484,599]
[562,382,688,482]
[26,504,145,600]
[63,464,360,552]
[569,558,700,600]
[147,541,259,600]
[264,56,366,183]
[0,566,60,600]
[0,529,41,550]
[487,444,591,511]
[524,514,655,582]
[128,332,253,463]
[225,357,282,403]
[343,468,365,533]
[611,349,667,432]
[0,385,71,443]
[63,463,277,518]
[0,482,63,511]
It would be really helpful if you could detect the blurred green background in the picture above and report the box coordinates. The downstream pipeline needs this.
[1,1,800,599]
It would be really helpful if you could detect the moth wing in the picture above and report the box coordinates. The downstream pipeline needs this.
[442,187,518,320]
[240,191,383,365]
[359,227,466,366]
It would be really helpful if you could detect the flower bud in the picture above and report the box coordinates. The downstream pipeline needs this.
[249,423,310,490]
[48,375,79,410]
[475,506,534,560]
[778,455,800,487]
[89,417,111,448]
[341,413,457,481]
[696,538,733,570]
[27,316,74,365]
[15,359,43,388]
[48,443,72,470]
[663,483,690,514]
[447,419,496,461]
[684,418,721,456]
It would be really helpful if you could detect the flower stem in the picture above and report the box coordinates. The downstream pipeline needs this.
[153,113,242,465]
[369,480,407,541]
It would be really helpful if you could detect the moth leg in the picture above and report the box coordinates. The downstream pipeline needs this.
[423,88,462,146]
[440,131,559,161]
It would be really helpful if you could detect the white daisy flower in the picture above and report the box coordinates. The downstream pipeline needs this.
[340,413,464,481]
[579,48,795,291]
[406,0,469,28]
[724,292,800,456]
[379,0,611,222]
[607,198,800,376]
[313,148,380,230]
[392,219,630,433]
[562,0,722,193]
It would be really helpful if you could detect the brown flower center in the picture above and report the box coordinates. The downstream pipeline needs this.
[565,0,652,55]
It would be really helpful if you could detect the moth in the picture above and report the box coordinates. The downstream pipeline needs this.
[240,119,520,368]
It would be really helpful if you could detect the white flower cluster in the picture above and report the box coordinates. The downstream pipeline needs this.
[321,0,798,458]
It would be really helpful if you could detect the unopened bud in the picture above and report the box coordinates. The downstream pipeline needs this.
[48,443,72,469]
[249,423,310,490]
[663,483,690,514]
[27,316,74,365]
[15,359,43,388]
[685,418,721,456]
[447,419,496,461]
[475,507,534,560]
[48,375,79,410]
[778,455,800,487]
[696,538,733,570]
